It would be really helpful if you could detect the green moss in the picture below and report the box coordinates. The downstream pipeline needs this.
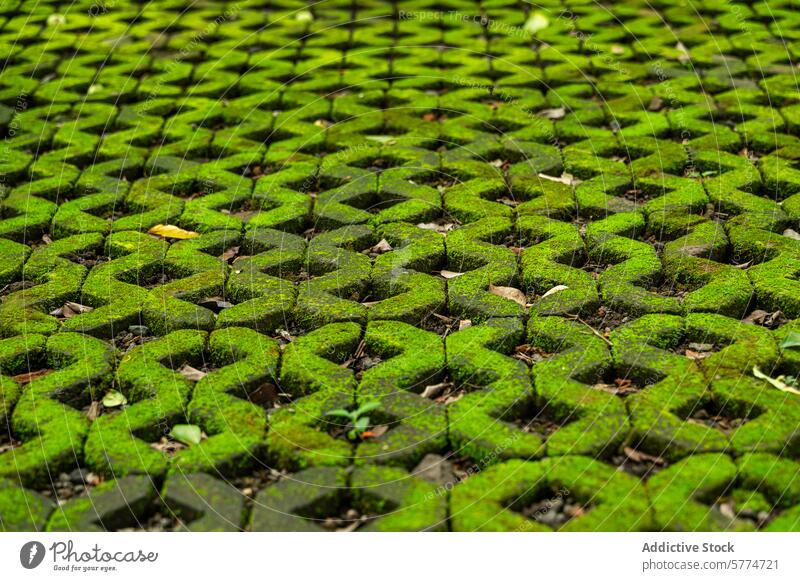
[162,472,244,531]
[0,479,54,531]
[0,333,114,487]
[294,226,373,328]
[446,217,523,321]
[737,454,800,509]
[663,255,752,317]
[352,464,446,531]
[0,334,46,375]
[267,322,363,470]
[447,318,542,463]
[267,392,357,469]
[0,192,57,242]
[748,254,800,319]
[250,466,348,531]
[529,316,628,457]
[0,233,103,336]
[219,229,302,332]
[280,322,361,396]
[647,454,754,531]
[175,327,278,475]
[444,177,511,224]
[715,376,800,456]
[355,321,447,468]
[575,174,633,218]
[84,330,204,479]
[46,475,157,532]
[451,457,652,531]
[687,312,778,378]
[587,215,682,316]
[628,373,727,461]
[250,165,313,232]
[611,314,691,383]
[447,317,527,386]
[3,0,800,532]
[519,214,599,317]
[0,238,30,285]
[360,320,444,393]
[368,223,446,323]
[759,148,800,199]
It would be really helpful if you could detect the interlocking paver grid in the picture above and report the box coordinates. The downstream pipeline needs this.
[1,0,800,531]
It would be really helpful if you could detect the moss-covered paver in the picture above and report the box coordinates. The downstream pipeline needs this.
[2,0,800,531]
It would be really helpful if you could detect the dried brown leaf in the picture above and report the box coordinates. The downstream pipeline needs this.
[743,310,786,328]
[684,349,708,360]
[12,369,54,384]
[178,364,207,382]
[489,284,527,307]
[278,330,295,342]
[86,401,102,421]
[623,446,666,465]
[367,239,393,254]
[151,436,186,455]
[361,424,389,439]
[421,381,452,399]
[65,301,93,314]
[219,246,240,261]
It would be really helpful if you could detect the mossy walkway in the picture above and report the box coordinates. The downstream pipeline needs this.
[2,0,800,531]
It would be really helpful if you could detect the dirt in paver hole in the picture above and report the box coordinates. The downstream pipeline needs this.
[581,306,629,334]
[0,433,21,455]
[681,397,756,433]
[591,377,644,397]
[710,497,778,530]
[38,470,104,504]
[612,446,669,480]
[687,407,751,433]
[511,487,591,529]
[319,508,381,532]
[511,401,572,436]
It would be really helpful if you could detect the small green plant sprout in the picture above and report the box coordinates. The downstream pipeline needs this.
[325,400,381,440]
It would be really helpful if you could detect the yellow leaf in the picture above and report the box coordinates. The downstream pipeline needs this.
[524,12,549,35]
[753,366,800,396]
[148,224,200,240]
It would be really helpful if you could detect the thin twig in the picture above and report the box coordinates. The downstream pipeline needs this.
[566,314,613,346]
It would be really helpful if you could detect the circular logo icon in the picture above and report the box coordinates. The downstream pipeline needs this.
[20,541,45,569]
